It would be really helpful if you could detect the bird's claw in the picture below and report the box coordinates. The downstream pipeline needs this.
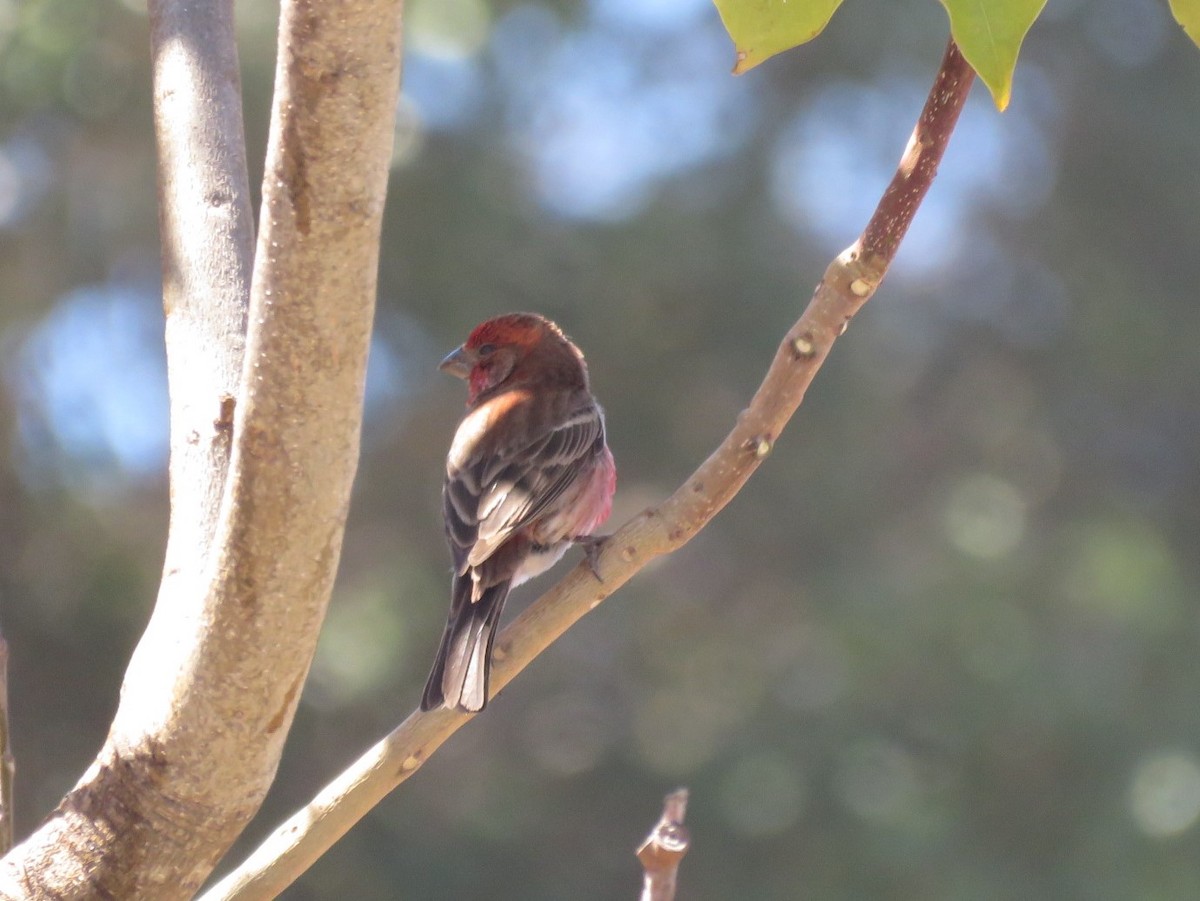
[575,534,609,582]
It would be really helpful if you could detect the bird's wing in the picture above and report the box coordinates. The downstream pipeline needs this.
[444,399,604,573]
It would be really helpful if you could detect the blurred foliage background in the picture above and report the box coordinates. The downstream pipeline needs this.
[2,0,1200,898]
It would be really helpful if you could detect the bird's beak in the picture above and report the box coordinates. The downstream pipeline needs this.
[438,345,473,379]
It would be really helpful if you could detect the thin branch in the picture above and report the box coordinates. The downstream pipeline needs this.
[0,632,13,855]
[203,39,975,900]
[860,40,974,265]
[637,789,690,901]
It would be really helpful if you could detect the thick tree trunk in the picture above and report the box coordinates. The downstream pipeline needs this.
[0,0,403,897]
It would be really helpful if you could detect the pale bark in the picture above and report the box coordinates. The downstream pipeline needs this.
[0,0,403,897]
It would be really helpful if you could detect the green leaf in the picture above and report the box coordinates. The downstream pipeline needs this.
[940,0,1047,110]
[1170,0,1200,48]
[713,0,845,75]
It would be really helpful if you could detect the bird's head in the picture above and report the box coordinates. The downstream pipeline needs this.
[440,313,587,404]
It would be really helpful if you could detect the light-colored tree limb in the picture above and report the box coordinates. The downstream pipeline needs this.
[637,788,690,901]
[203,39,975,901]
[150,0,255,568]
[0,0,403,897]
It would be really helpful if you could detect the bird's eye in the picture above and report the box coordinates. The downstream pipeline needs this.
[477,343,496,357]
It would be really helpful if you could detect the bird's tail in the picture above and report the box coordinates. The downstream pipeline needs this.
[420,578,510,712]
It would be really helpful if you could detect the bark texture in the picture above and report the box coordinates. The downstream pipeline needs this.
[0,0,403,897]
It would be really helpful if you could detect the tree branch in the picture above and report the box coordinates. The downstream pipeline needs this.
[203,38,975,901]
[637,788,690,901]
[0,0,403,897]
[150,0,254,562]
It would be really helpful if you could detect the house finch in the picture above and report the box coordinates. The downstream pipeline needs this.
[421,313,617,712]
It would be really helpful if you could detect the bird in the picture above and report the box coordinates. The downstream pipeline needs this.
[421,313,617,713]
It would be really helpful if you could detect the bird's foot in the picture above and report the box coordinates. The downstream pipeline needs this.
[575,534,609,582]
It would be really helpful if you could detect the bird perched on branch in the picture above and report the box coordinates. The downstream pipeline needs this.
[421,313,617,713]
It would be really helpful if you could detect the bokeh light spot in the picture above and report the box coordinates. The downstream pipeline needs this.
[403,55,485,132]
[1129,751,1200,838]
[0,0,17,37]
[591,0,712,33]
[408,0,491,61]
[0,133,58,225]
[772,78,1057,275]
[8,281,168,486]
[390,96,426,169]
[1061,517,1181,630]
[944,473,1027,559]
[0,151,21,225]
[1085,0,1168,69]
[495,8,756,222]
